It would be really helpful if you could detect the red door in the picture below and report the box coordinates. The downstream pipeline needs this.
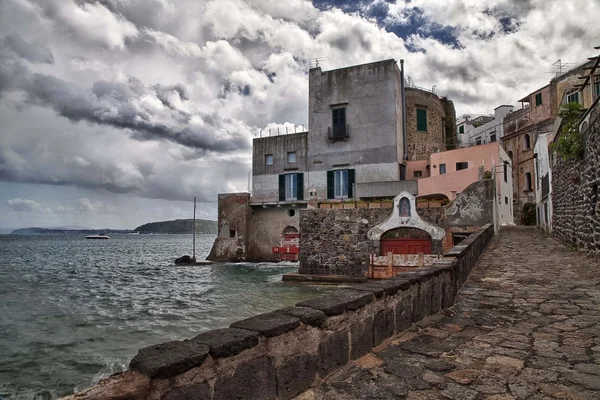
[381,238,432,255]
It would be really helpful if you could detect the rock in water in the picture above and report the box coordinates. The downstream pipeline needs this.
[175,255,195,265]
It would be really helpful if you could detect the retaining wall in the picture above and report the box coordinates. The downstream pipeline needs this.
[64,224,495,400]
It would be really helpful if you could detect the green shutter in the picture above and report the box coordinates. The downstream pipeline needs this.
[279,175,285,201]
[417,109,427,131]
[296,173,304,201]
[535,93,542,106]
[327,171,334,199]
[459,125,464,134]
[347,169,355,199]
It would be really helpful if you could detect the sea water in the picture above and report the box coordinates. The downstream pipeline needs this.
[0,234,330,399]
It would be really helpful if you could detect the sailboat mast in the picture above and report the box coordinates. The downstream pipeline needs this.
[193,196,196,260]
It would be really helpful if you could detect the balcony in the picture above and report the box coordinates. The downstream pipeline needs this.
[328,124,349,142]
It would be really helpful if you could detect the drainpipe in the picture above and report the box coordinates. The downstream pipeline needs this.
[400,59,408,163]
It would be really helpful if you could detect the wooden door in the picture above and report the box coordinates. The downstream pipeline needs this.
[381,238,432,255]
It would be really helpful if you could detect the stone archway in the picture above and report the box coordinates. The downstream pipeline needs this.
[368,191,445,254]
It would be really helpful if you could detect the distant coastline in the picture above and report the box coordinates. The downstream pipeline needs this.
[9,219,217,235]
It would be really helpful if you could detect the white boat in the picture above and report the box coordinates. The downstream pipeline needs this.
[85,234,110,239]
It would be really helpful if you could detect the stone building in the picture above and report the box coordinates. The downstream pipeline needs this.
[405,87,457,160]
[208,59,457,262]
[501,85,553,223]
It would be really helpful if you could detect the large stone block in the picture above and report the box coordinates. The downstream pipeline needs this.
[430,275,442,314]
[276,354,318,400]
[230,312,300,337]
[395,296,412,332]
[129,340,209,379]
[318,330,349,377]
[350,316,374,359]
[276,306,326,327]
[373,308,395,346]
[213,356,276,400]
[192,328,259,358]
[297,290,374,316]
[412,278,432,322]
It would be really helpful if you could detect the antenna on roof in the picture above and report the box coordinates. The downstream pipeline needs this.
[308,57,328,68]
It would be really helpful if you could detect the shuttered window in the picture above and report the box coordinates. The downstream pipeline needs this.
[416,108,427,131]
[535,93,543,106]
[326,169,354,199]
[279,173,304,201]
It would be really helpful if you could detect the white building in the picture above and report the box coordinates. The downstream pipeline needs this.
[533,132,554,233]
[457,105,514,147]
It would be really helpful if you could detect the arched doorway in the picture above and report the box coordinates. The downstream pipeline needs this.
[380,228,432,255]
[278,226,299,261]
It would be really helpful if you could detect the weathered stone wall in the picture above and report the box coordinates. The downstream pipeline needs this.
[552,102,600,258]
[247,206,303,262]
[405,88,447,161]
[207,193,251,262]
[64,224,494,400]
[299,208,389,276]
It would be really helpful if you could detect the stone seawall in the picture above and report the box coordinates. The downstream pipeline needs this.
[64,224,494,400]
[552,100,600,258]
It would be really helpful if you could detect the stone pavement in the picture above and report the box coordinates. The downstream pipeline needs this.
[305,227,600,400]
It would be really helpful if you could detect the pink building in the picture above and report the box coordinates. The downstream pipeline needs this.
[407,142,514,226]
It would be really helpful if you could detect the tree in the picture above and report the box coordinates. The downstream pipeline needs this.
[551,102,584,160]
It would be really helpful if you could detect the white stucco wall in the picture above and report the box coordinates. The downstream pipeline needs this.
[497,145,515,226]
[534,133,553,232]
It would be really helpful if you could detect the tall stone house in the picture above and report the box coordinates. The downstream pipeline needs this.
[208,59,457,262]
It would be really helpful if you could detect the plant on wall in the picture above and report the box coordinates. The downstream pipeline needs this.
[551,102,584,160]
[483,170,492,179]
[522,202,536,226]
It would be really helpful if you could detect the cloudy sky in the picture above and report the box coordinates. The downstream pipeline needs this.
[1,0,598,230]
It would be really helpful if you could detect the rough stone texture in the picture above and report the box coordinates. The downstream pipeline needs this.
[213,356,276,400]
[373,308,395,346]
[275,306,326,327]
[318,330,349,377]
[296,290,374,316]
[299,208,388,276]
[162,383,210,400]
[191,328,259,358]
[229,312,300,337]
[276,354,318,400]
[552,102,600,259]
[309,227,600,400]
[129,340,209,379]
[405,87,449,161]
[350,316,374,359]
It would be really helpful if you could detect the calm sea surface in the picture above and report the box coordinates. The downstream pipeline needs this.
[0,234,332,399]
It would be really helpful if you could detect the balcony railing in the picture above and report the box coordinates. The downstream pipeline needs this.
[328,124,349,142]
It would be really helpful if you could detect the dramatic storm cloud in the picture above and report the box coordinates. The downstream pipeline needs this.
[1,0,599,228]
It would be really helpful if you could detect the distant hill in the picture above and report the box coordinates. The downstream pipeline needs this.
[134,219,217,234]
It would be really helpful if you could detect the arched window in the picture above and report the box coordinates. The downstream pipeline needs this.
[525,172,532,191]
[524,134,531,149]
[508,151,513,160]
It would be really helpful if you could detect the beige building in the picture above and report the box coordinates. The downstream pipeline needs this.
[501,85,554,223]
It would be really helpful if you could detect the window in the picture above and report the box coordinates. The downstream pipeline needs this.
[287,151,296,163]
[595,81,600,98]
[535,92,543,106]
[525,172,532,191]
[456,162,468,171]
[278,173,304,201]
[508,151,513,161]
[524,134,531,149]
[331,108,347,138]
[414,170,422,178]
[490,133,496,143]
[505,196,508,205]
[459,125,464,134]
[544,203,549,222]
[326,169,355,199]
[416,108,428,131]
[567,91,580,104]
[265,154,273,165]
[229,229,236,238]
[504,161,509,182]
[475,137,482,145]
[439,164,446,174]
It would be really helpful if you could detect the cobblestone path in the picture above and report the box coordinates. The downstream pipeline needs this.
[308,227,600,400]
